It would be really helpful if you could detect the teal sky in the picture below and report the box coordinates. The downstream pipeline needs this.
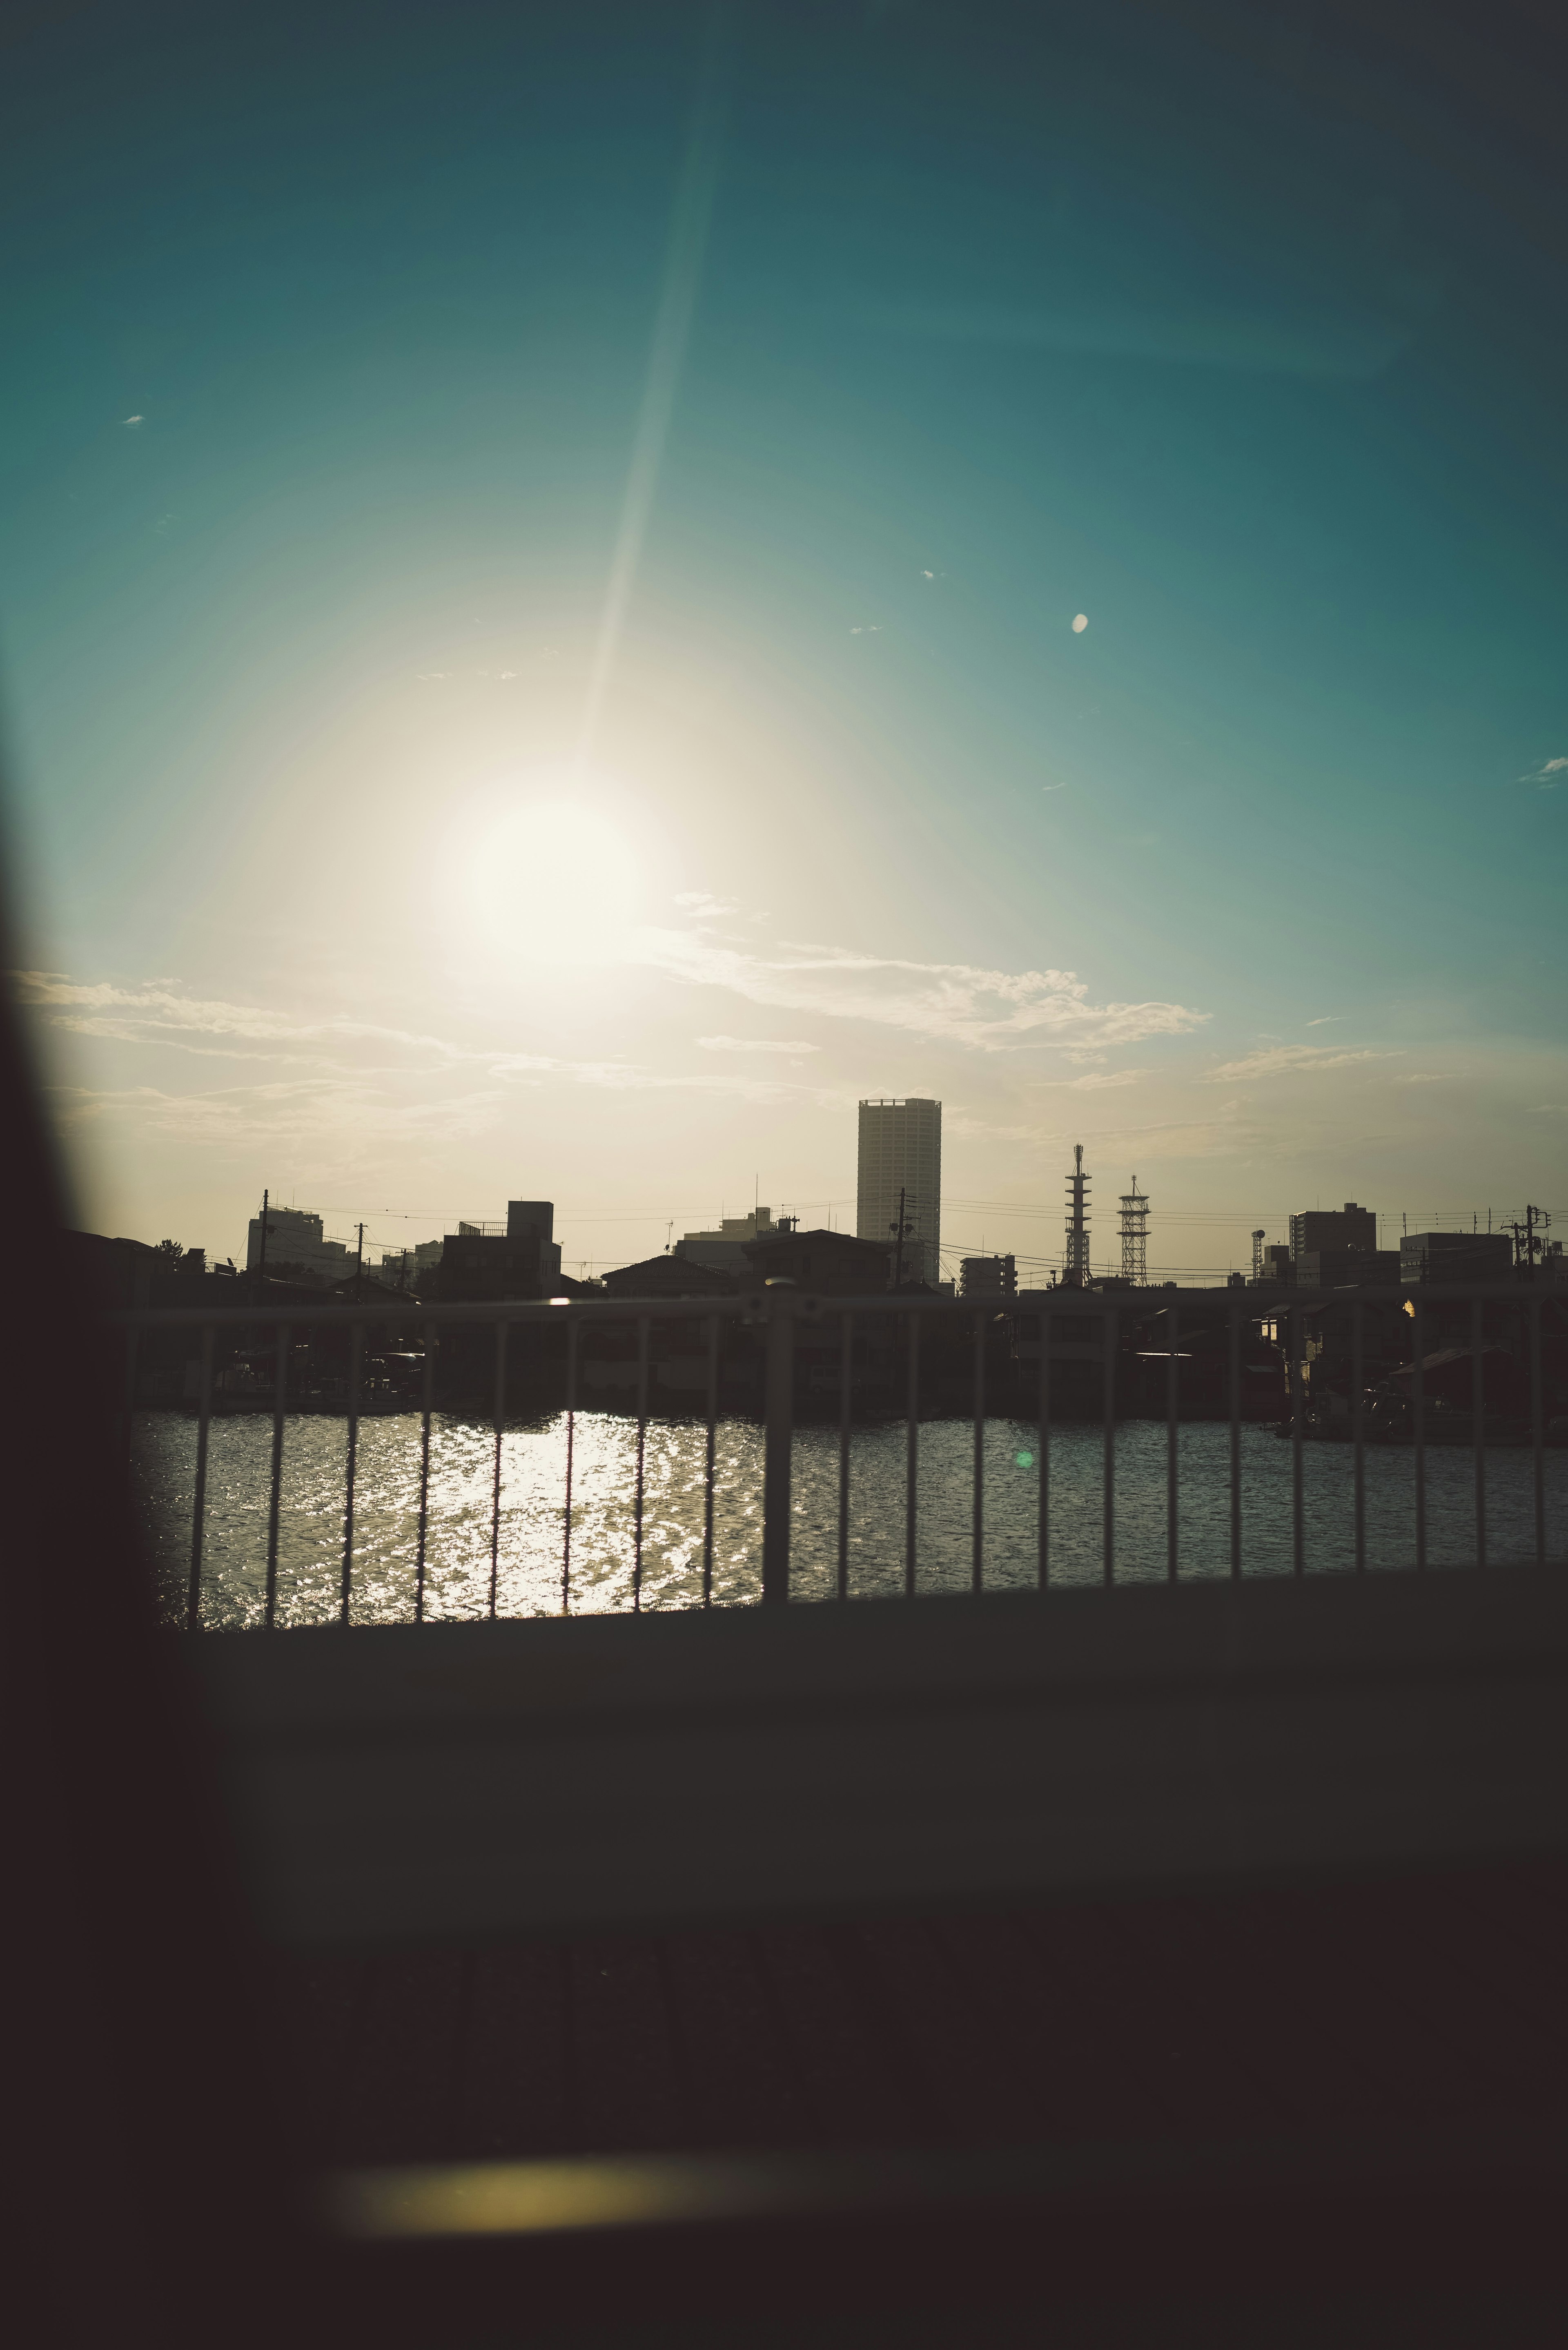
[3,1,1564,1279]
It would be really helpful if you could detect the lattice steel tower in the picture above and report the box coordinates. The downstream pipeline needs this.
[1119,1177,1149,1285]
[1064,1144,1091,1285]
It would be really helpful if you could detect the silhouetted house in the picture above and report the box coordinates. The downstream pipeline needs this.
[65,1230,160,1307]
[434,1230,541,1302]
[742,1229,891,1295]
[598,1256,739,1301]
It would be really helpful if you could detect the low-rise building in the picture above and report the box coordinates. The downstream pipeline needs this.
[1400,1231,1514,1285]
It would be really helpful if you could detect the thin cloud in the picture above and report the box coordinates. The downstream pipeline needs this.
[674,891,739,918]
[18,973,842,1147]
[1520,756,1568,786]
[123,415,144,427]
[629,929,1206,1055]
[1303,1015,1347,1027]
[696,1035,820,1055]
[1392,1072,1454,1086]
[1204,1043,1399,1082]
[1042,1068,1149,1091]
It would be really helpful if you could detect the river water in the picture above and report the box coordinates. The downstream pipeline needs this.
[133,1409,1568,1628]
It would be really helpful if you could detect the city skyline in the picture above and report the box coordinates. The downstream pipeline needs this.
[4,5,1564,1281]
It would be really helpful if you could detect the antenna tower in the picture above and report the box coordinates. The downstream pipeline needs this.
[1118,1177,1149,1284]
[1064,1144,1091,1286]
[1251,1229,1266,1282]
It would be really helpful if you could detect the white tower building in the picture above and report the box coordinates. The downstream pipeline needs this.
[857,1098,942,1286]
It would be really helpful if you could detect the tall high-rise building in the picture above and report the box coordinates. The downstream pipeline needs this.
[858,1098,941,1286]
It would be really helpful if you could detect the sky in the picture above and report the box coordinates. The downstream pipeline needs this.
[2,0,1564,1282]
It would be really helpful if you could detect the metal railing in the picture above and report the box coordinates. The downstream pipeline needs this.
[106,1280,1565,1630]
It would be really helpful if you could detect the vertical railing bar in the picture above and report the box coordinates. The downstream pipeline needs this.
[488,1319,508,1621]
[1472,1294,1486,1571]
[1227,1301,1241,1580]
[1531,1297,1546,1571]
[414,1319,434,1625]
[761,1288,794,1605]
[971,1311,985,1595]
[1352,1298,1365,1575]
[633,1315,650,1613]
[1290,1303,1305,1578]
[265,1320,290,1630]
[702,1313,718,1608]
[1165,1302,1179,1583]
[122,1324,140,1501]
[563,1316,579,1616]
[837,1311,852,1602]
[1038,1313,1051,1589]
[905,1311,920,1600]
[341,1321,362,1627]
[1413,1297,1426,1572]
[187,1324,215,1632]
[1101,1301,1116,1587]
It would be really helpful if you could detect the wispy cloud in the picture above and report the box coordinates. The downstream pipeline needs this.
[1041,1068,1149,1091]
[1392,1071,1454,1086]
[16,972,841,1131]
[629,929,1206,1055]
[1525,1103,1568,1115]
[674,891,739,918]
[1303,1015,1347,1027]
[1203,1043,1399,1082]
[696,1035,819,1055]
[1520,756,1568,787]
[122,414,144,427]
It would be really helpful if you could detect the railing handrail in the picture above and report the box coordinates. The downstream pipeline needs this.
[100,1278,1557,1332]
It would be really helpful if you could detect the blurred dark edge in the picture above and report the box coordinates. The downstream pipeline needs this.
[0,818,307,2329]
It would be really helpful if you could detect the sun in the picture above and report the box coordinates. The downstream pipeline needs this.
[459,780,648,968]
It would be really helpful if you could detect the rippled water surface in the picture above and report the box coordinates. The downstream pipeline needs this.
[133,1409,1568,1628]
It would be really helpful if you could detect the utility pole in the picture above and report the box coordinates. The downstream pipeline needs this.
[354,1221,364,1304]
[889,1185,914,1290]
[256,1187,270,1297]
[1503,1205,1552,1270]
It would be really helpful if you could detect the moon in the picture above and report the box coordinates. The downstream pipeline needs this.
[1072,613,1088,633]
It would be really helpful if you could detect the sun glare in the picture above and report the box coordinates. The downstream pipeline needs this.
[460,786,646,968]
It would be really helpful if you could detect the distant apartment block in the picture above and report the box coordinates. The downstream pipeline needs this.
[858,1098,941,1286]
[675,1206,780,1275]
[245,1206,355,1282]
[960,1253,1016,1300]
[1289,1203,1378,1262]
